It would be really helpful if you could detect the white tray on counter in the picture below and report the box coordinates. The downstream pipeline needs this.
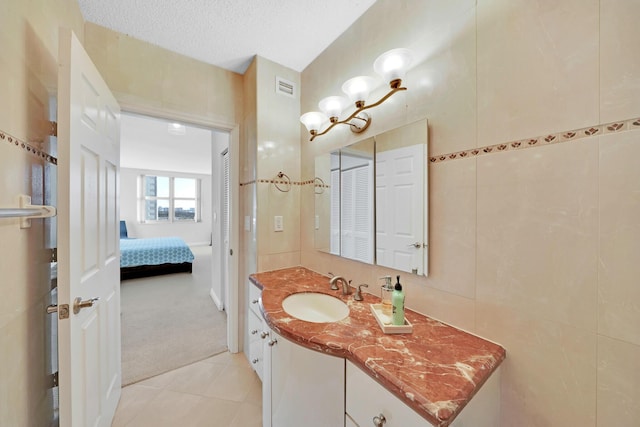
[369,303,413,334]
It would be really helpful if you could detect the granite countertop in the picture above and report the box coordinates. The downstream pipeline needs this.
[250,267,506,427]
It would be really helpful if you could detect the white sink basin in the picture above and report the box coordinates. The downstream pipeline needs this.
[282,292,349,323]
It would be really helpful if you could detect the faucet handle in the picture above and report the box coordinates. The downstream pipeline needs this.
[354,283,368,301]
[329,275,340,290]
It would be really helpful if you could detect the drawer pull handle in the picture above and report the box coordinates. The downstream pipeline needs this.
[260,331,270,339]
[252,358,259,364]
[250,329,259,335]
[252,299,259,304]
[268,339,278,347]
[373,414,386,426]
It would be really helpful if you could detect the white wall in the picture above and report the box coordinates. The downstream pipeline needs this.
[120,167,212,245]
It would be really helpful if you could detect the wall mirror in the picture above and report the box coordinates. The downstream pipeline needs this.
[314,119,428,275]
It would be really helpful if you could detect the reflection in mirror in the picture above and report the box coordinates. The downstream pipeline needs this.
[375,120,428,275]
[314,151,339,255]
[339,138,374,264]
[314,119,428,275]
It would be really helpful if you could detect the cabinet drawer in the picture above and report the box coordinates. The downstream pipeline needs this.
[249,282,262,316]
[346,361,428,427]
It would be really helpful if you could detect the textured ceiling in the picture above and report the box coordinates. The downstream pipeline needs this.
[77,0,378,74]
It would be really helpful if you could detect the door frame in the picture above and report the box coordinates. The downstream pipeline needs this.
[117,103,240,353]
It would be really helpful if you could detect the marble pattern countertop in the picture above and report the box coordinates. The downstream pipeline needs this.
[250,267,506,427]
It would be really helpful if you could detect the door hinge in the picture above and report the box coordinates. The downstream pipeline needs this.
[49,248,57,263]
[49,371,59,389]
[49,121,57,137]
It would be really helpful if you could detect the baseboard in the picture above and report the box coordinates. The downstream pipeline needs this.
[209,288,224,311]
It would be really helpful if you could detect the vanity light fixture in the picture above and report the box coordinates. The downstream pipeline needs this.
[300,48,412,141]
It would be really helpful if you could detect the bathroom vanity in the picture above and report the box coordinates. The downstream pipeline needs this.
[249,267,505,427]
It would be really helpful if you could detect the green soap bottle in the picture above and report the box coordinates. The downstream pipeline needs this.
[392,275,405,326]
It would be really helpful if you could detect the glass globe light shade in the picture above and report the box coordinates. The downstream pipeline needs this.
[318,96,349,121]
[300,112,328,133]
[341,76,378,106]
[373,48,413,87]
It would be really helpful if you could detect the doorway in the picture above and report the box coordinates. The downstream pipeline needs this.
[118,111,236,382]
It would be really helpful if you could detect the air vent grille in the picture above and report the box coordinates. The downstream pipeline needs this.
[275,76,295,98]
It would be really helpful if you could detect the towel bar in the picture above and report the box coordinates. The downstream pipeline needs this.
[0,195,56,228]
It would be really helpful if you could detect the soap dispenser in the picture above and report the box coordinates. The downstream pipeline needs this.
[379,276,393,317]
[392,275,405,326]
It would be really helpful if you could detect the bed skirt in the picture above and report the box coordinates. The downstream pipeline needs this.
[120,262,193,281]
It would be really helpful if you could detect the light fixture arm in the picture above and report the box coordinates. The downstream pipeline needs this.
[309,85,407,141]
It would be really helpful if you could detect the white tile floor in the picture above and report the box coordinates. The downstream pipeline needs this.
[112,351,262,427]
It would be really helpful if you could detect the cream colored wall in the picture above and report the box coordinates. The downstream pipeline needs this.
[240,59,258,354]
[300,0,640,426]
[254,57,301,272]
[83,22,243,130]
[241,56,302,354]
[0,1,84,425]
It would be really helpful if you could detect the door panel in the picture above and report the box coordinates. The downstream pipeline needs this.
[57,28,121,427]
[376,144,425,274]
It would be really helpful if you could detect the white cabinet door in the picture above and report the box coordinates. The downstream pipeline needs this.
[345,414,360,427]
[248,310,263,380]
[346,360,501,427]
[346,361,429,426]
[265,329,345,427]
[449,368,501,427]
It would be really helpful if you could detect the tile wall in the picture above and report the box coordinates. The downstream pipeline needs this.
[0,1,84,425]
[300,0,640,425]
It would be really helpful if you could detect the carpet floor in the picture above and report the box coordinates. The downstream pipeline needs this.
[120,245,228,386]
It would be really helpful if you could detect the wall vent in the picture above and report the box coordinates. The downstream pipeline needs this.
[275,76,295,98]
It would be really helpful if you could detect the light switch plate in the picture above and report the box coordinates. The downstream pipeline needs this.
[274,215,284,232]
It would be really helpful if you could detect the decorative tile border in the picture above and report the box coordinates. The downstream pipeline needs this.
[241,178,332,189]
[0,130,57,164]
[240,179,304,186]
[429,117,640,164]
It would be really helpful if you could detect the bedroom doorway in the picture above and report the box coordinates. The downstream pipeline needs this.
[119,111,238,381]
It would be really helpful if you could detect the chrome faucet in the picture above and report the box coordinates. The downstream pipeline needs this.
[329,275,352,295]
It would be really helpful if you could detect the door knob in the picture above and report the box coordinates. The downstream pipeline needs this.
[73,297,99,314]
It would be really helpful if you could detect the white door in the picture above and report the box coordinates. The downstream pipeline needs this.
[376,144,425,274]
[57,28,121,427]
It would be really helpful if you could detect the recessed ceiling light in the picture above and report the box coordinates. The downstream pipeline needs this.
[168,123,186,135]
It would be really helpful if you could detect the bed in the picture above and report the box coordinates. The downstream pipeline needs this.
[120,236,195,280]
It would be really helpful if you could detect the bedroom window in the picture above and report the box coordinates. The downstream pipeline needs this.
[141,175,201,223]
